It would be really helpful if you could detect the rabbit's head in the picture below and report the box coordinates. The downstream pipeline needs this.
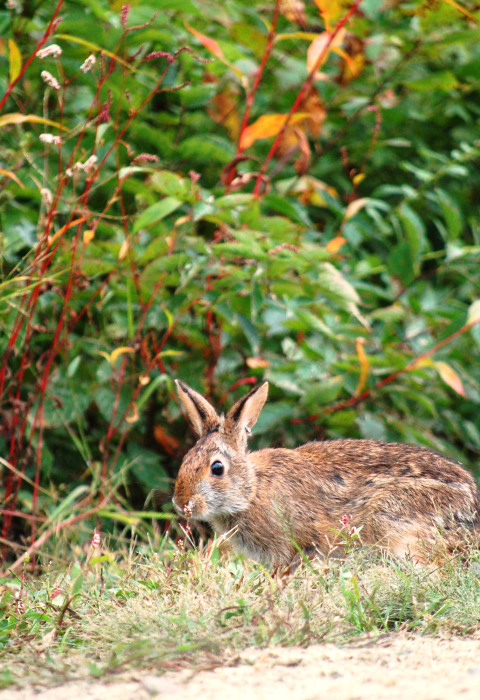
[173,380,268,521]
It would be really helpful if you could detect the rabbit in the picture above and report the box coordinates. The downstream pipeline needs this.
[172,380,480,567]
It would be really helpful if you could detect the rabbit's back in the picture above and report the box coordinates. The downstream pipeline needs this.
[220,440,479,564]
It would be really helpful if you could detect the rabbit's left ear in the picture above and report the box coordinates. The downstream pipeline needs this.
[225,382,268,438]
[175,380,220,437]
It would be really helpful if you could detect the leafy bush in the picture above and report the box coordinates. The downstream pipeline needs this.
[1,0,480,561]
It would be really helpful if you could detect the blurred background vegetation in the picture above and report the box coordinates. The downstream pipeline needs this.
[1,0,479,564]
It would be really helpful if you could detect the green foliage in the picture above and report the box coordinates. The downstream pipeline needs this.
[0,0,479,548]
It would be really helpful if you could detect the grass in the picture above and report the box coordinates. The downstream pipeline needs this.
[2,532,480,690]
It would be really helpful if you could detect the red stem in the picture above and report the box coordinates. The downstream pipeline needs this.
[0,0,65,112]
[226,0,281,185]
[253,0,364,195]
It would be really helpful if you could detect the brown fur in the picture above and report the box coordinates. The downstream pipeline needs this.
[173,381,480,567]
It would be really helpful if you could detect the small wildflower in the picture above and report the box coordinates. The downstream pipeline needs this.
[177,538,184,551]
[50,588,63,600]
[183,505,192,518]
[189,170,200,184]
[39,133,61,145]
[340,513,352,527]
[120,4,130,28]
[145,51,174,63]
[91,532,101,549]
[91,533,101,548]
[66,168,73,177]
[350,526,359,536]
[37,44,62,59]
[80,54,96,73]
[132,153,159,164]
[74,155,98,173]
[40,188,53,205]
[40,70,61,90]
[99,99,111,124]
[52,17,63,32]
[83,155,98,172]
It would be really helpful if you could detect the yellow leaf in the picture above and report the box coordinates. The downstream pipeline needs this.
[240,113,308,149]
[355,337,370,396]
[313,0,350,29]
[440,0,476,21]
[118,239,129,261]
[274,32,319,43]
[467,299,480,326]
[344,197,370,220]
[325,236,346,254]
[306,29,345,72]
[0,167,24,188]
[352,173,365,186]
[48,218,85,246]
[110,347,135,366]
[83,229,94,245]
[0,113,66,130]
[161,304,174,329]
[434,361,465,397]
[8,39,22,84]
[333,46,360,77]
[56,34,136,72]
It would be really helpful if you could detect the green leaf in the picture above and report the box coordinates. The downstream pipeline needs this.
[435,188,462,239]
[406,71,459,92]
[133,197,182,233]
[387,241,415,286]
[397,204,427,271]
[263,193,311,226]
[151,171,191,201]
[127,443,167,491]
[303,376,343,408]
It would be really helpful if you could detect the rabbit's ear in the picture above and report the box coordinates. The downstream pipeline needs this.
[225,382,268,438]
[175,380,220,437]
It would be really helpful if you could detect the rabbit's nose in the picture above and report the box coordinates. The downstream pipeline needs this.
[172,496,184,514]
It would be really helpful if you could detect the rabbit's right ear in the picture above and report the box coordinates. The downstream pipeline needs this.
[175,380,220,437]
[225,382,268,442]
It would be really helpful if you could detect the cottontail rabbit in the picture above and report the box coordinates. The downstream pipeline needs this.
[173,380,479,566]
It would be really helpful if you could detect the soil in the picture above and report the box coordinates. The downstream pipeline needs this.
[3,634,480,700]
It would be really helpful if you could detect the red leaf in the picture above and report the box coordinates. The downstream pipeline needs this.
[185,22,225,61]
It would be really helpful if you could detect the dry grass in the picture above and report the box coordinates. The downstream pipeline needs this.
[2,534,480,689]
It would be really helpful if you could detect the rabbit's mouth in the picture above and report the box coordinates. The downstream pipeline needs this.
[172,496,205,519]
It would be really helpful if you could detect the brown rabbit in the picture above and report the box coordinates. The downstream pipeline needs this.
[173,380,479,567]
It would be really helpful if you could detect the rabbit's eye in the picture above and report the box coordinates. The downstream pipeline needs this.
[211,461,224,476]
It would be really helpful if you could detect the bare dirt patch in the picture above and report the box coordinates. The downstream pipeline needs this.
[3,634,480,700]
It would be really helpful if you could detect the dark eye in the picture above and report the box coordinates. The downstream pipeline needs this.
[211,461,224,476]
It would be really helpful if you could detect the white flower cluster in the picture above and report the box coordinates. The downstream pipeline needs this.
[39,133,61,145]
[80,55,96,73]
[40,188,53,205]
[40,71,61,90]
[66,155,98,177]
[37,44,62,59]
